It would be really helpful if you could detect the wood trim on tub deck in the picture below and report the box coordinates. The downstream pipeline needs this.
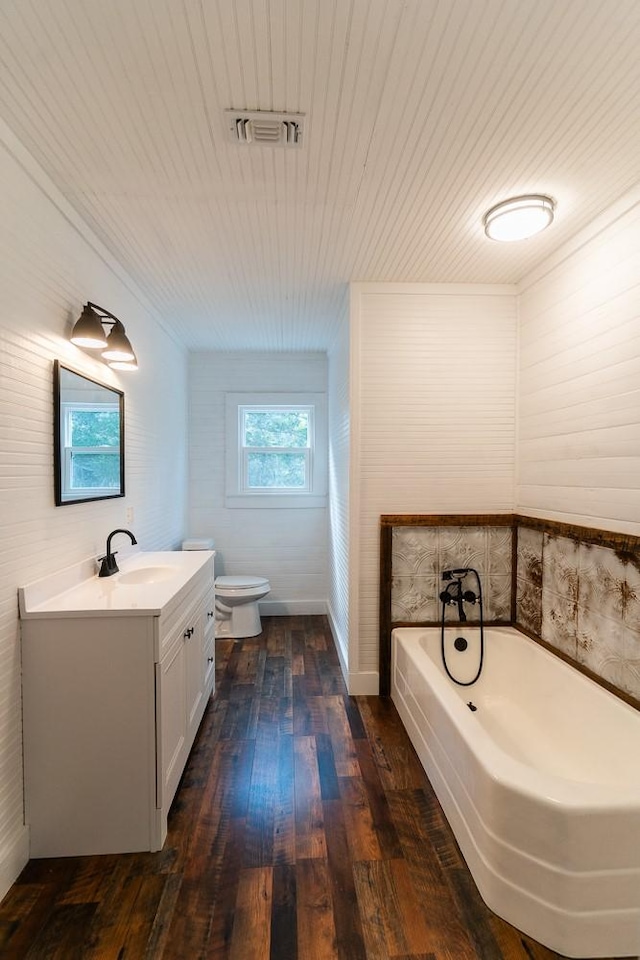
[380,514,514,528]
[379,513,640,704]
[379,523,393,696]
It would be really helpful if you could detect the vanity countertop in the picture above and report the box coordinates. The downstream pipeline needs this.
[19,550,215,620]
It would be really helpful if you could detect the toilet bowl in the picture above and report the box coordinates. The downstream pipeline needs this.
[215,575,270,639]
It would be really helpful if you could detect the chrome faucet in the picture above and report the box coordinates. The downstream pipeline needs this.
[98,528,138,577]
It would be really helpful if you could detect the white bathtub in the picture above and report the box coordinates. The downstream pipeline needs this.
[391,625,640,958]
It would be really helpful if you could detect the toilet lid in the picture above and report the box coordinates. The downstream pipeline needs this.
[215,575,269,590]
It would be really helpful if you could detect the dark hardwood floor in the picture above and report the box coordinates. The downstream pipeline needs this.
[0,616,617,959]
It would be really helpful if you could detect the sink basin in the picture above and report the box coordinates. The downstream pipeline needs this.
[117,566,176,585]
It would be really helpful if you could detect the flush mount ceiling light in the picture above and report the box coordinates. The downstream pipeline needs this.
[70,302,138,371]
[483,194,555,242]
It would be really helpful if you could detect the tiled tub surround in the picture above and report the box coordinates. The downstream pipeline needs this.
[516,525,640,702]
[391,524,513,623]
[381,515,640,704]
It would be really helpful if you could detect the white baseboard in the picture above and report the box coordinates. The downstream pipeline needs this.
[347,671,379,695]
[0,826,29,902]
[326,605,349,684]
[259,599,327,616]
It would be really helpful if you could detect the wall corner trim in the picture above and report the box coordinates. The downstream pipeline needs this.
[0,825,29,903]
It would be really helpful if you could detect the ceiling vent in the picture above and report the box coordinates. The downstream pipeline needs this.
[225,110,304,147]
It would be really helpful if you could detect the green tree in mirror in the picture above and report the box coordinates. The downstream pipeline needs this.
[68,409,120,447]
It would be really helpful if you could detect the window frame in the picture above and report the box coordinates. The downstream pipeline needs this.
[60,401,122,500]
[225,392,327,509]
[239,403,314,495]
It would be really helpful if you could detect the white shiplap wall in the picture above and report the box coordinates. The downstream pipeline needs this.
[327,294,350,676]
[0,122,188,897]
[188,352,328,611]
[518,187,640,535]
[350,284,518,690]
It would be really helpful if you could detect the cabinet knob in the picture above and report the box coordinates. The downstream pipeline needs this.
[207,610,214,619]
[183,626,194,639]
[208,656,214,663]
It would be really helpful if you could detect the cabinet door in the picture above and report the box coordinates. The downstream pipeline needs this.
[185,617,204,739]
[186,585,216,739]
[203,589,216,694]
[156,638,187,810]
[156,576,215,814]
[203,636,215,693]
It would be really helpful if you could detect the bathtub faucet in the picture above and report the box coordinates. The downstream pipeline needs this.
[439,577,467,620]
[440,567,485,686]
[440,568,479,621]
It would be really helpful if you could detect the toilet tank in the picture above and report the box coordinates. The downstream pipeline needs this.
[182,538,215,551]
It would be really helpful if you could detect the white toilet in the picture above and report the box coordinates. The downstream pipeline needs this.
[214,575,271,639]
[181,539,270,639]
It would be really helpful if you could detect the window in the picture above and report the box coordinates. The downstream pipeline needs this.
[240,405,313,493]
[226,393,327,508]
[60,402,121,500]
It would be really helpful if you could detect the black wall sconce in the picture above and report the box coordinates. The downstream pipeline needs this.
[70,302,138,371]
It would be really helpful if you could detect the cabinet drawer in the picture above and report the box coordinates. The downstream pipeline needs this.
[158,578,209,659]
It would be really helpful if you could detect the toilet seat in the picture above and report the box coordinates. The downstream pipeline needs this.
[216,575,269,592]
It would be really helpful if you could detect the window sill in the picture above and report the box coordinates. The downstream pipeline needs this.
[225,494,327,510]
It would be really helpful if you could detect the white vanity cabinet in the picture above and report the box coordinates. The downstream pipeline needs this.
[20,551,215,858]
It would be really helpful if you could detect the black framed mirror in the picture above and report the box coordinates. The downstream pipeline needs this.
[54,361,125,505]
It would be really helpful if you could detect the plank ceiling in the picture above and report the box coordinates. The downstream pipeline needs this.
[1,0,640,350]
